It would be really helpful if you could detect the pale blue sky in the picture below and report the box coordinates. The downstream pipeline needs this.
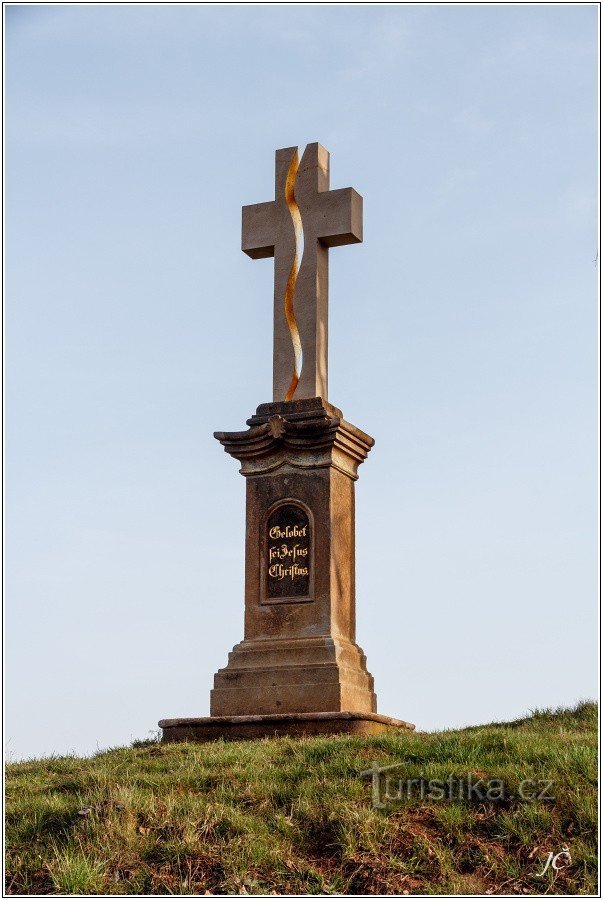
[5,4,598,760]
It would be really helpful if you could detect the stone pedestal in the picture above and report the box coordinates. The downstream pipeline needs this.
[212,397,377,718]
[160,397,415,741]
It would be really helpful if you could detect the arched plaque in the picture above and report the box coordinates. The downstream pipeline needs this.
[264,503,311,601]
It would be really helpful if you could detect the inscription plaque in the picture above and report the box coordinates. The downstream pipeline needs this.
[264,503,311,601]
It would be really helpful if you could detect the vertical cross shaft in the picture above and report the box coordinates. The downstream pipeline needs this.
[242,143,363,402]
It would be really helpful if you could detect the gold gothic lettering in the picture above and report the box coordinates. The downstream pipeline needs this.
[265,504,311,600]
[269,524,308,540]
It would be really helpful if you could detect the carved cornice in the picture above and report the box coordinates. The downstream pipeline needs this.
[214,398,374,479]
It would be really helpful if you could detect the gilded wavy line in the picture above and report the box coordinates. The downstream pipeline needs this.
[284,150,303,401]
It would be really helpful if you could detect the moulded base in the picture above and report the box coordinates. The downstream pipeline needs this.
[158,710,415,743]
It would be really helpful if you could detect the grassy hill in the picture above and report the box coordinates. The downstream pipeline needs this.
[5,703,597,895]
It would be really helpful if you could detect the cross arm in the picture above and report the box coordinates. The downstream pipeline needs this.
[315,188,363,248]
[242,201,277,259]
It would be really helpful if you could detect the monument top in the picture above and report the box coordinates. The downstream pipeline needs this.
[242,143,362,403]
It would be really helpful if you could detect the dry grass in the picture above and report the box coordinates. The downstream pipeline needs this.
[5,702,597,895]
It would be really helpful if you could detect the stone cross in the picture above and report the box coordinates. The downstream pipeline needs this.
[159,143,415,743]
[242,143,363,402]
